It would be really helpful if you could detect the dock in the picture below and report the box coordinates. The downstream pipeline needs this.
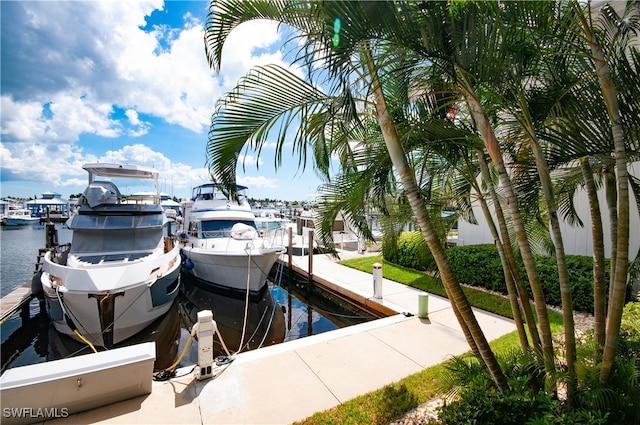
[28,250,515,425]
[0,283,35,325]
[0,246,49,325]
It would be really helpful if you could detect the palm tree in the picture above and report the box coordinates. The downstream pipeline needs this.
[204,0,510,390]
[570,0,636,383]
[408,0,558,379]
[203,0,639,393]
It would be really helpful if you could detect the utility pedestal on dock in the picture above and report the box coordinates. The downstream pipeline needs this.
[372,263,382,299]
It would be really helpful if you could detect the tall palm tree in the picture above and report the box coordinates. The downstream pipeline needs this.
[569,0,636,383]
[410,0,558,378]
[204,0,510,390]
[476,150,538,352]
[489,8,581,396]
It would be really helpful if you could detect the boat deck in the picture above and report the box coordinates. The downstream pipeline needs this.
[42,250,515,424]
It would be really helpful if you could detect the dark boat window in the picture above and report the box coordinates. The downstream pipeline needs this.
[77,252,153,264]
[68,213,163,230]
[200,220,257,238]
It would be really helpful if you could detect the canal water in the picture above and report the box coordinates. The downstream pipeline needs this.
[0,223,380,373]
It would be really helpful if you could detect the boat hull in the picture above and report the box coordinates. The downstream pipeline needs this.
[181,245,281,293]
[3,218,40,226]
[41,243,181,347]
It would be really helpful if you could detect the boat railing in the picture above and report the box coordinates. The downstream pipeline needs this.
[191,184,248,203]
[49,243,72,266]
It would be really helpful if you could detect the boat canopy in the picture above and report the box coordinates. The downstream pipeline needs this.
[83,163,159,180]
[191,183,248,202]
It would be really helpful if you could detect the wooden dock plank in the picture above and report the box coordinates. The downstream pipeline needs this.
[0,282,34,324]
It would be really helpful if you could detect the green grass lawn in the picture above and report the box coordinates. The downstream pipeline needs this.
[295,255,564,425]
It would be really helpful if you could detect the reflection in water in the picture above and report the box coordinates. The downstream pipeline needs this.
[1,267,380,374]
[1,300,182,373]
[179,273,286,358]
[274,268,381,342]
[45,301,182,371]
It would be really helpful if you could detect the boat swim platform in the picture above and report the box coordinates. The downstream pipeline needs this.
[40,251,516,425]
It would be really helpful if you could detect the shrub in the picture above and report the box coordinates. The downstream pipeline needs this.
[437,351,615,425]
[381,232,399,265]
[382,231,436,271]
[446,244,507,292]
[535,255,606,314]
[445,244,607,313]
[384,239,609,313]
[621,296,640,341]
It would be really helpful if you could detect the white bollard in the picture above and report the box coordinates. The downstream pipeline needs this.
[373,262,383,299]
[195,310,215,380]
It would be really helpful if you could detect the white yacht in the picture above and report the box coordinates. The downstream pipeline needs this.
[40,163,181,348]
[180,184,284,294]
[2,208,40,226]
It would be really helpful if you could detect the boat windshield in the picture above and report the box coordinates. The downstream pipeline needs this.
[68,213,164,230]
[200,220,257,238]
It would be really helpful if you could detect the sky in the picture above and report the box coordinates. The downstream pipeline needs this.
[0,0,327,202]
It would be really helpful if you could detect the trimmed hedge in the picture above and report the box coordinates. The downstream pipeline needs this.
[381,231,437,272]
[449,244,609,313]
[383,237,609,313]
[446,244,507,293]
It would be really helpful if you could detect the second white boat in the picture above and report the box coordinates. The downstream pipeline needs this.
[180,184,284,294]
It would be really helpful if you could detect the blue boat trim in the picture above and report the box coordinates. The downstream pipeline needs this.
[149,267,181,308]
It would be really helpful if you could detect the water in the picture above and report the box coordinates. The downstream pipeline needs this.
[0,223,380,373]
[0,224,72,297]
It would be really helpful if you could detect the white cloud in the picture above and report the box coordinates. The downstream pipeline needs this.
[238,175,279,190]
[125,110,151,136]
[0,2,289,187]
[239,154,264,168]
[1,0,288,141]
[125,110,142,126]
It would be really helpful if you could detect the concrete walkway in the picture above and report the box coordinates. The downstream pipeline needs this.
[48,251,515,425]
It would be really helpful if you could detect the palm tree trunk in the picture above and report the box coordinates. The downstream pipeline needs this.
[466,95,556,382]
[585,28,630,384]
[604,167,618,308]
[475,176,529,351]
[363,47,509,391]
[528,131,576,404]
[580,157,606,357]
[477,151,542,352]
[475,150,529,351]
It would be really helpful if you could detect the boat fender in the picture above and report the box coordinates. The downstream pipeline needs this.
[184,259,194,270]
[31,271,44,299]
[180,251,187,262]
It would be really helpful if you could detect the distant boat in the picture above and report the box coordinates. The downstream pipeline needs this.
[2,208,40,226]
[180,184,284,294]
[40,163,181,348]
[254,209,289,235]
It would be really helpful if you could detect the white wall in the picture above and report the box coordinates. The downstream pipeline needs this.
[458,162,640,259]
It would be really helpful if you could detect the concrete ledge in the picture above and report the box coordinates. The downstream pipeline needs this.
[289,262,400,317]
[0,342,156,425]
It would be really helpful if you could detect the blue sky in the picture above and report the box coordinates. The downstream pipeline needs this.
[1,0,326,201]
